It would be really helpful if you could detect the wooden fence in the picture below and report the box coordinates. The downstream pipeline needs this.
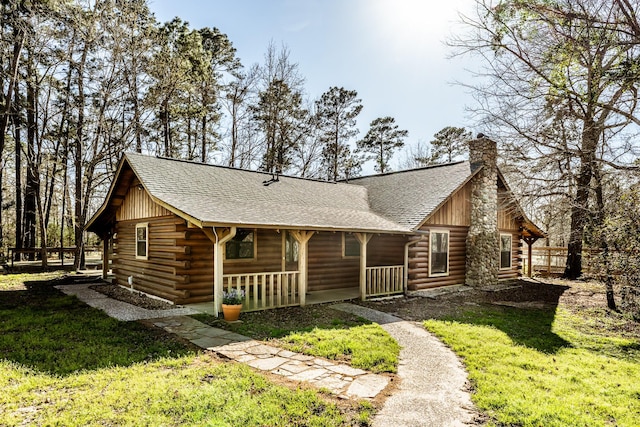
[223,271,300,311]
[521,246,600,276]
[365,265,404,297]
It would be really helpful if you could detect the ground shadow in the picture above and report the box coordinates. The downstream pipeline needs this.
[457,282,572,353]
[0,279,192,376]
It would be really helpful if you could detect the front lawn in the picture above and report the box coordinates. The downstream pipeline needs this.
[193,304,400,373]
[424,294,640,426]
[0,275,371,426]
[281,324,400,373]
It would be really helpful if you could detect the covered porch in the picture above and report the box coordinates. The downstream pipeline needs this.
[203,227,407,315]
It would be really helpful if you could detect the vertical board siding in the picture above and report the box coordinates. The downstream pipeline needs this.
[116,185,171,221]
[307,232,359,291]
[425,182,471,226]
[498,187,520,230]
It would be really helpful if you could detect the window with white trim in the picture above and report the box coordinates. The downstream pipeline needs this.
[135,223,148,259]
[225,229,255,260]
[429,230,449,276]
[343,233,360,257]
[500,234,512,269]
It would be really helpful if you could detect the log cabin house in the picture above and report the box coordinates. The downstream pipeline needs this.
[86,137,544,315]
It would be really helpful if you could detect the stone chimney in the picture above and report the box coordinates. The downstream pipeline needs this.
[465,136,500,288]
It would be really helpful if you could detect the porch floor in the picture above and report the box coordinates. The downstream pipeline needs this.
[186,287,359,315]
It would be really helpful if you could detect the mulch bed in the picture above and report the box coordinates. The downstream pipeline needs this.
[89,284,176,310]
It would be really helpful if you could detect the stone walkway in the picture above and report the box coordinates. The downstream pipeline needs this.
[56,283,389,400]
[150,315,389,400]
[332,303,478,426]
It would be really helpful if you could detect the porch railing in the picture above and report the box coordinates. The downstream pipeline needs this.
[366,265,404,297]
[223,271,299,311]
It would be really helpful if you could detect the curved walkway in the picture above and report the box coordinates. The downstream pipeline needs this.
[55,283,389,399]
[332,303,478,427]
[58,282,478,424]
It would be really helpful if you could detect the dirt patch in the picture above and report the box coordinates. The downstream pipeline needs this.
[358,278,640,338]
[89,284,176,310]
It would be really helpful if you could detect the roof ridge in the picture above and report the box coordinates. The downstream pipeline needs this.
[345,160,468,181]
[125,152,339,185]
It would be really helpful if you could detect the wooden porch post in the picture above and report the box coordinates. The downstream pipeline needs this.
[203,227,236,317]
[523,236,538,278]
[101,233,110,280]
[291,230,314,306]
[354,233,372,301]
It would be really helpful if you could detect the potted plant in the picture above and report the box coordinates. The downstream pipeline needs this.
[222,289,245,321]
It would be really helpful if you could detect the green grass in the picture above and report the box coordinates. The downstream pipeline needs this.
[0,282,190,375]
[0,271,65,290]
[193,305,400,373]
[280,324,400,373]
[0,357,352,426]
[0,276,372,426]
[424,304,640,426]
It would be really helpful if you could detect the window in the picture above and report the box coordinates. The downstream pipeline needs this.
[226,229,255,260]
[285,232,299,262]
[429,230,449,276]
[135,223,148,259]
[343,233,360,257]
[500,234,512,269]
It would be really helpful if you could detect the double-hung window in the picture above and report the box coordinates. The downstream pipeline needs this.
[135,223,148,259]
[500,234,512,269]
[429,230,449,276]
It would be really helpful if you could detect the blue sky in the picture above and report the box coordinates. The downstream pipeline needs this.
[149,0,478,168]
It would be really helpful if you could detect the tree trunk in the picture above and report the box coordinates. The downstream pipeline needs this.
[74,41,89,271]
[131,62,142,153]
[229,99,238,167]
[161,100,170,156]
[1,29,26,252]
[13,89,23,261]
[564,126,598,279]
[201,114,207,162]
[24,54,38,260]
[593,164,617,310]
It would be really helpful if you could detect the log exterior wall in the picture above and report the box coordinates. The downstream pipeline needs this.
[408,225,469,290]
[114,216,192,302]
[408,179,524,290]
[112,176,525,303]
[307,232,359,292]
[367,234,406,267]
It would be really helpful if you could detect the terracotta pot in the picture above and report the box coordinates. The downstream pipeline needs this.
[222,304,242,321]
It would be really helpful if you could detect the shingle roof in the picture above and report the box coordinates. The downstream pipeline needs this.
[87,153,545,239]
[124,153,410,233]
[347,162,474,229]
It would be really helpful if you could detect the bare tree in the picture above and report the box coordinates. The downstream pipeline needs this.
[453,0,640,280]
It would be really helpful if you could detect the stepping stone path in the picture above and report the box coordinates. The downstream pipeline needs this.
[58,283,390,399]
[152,316,390,400]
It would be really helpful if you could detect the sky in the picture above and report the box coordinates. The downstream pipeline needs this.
[149,0,479,169]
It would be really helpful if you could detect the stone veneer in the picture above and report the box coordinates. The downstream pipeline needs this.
[465,137,500,288]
